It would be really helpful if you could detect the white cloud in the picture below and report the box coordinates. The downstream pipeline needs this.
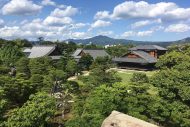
[94,11,110,20]
[41,0,56,6]
[50,6,78,17]
[137,30,153,36]
[131,19,162,29]
[43,16,73,26]
[0,19,4,27]
[98,1,190,22]
[71,32,88,39]
[2,0,42,15]
[122,31,136,38]
[122,30,153,38]
[20,20,28,25]
[98,31,113,36]
[90,20,111,29]
[165,24,190,33]
[70,23,88,29]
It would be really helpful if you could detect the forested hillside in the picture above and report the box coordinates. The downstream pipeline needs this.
[0,39,190,127]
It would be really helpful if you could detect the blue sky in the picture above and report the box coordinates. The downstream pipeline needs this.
[0,0,189,41]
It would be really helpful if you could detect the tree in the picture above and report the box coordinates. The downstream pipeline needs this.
[29,57,52,75]
[90,56,113,70]
[66,59,79,76]
[156,51,190,69]
[78,54,93,70]
[130,72,149,83]
[7,92,56,127]
[0,44,23,65]
[0,87,8,121]
[44,69,67,93]
[106,44,133,57]
[16,57,30,78]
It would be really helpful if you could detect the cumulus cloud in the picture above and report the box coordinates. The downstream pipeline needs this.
[97,1,190,22]
[90,20,111,30]
[0,19,4,27]
[41,0,56,6]
[50,6,78,17]
[165,24,190,32]
[122,31,136,38]
[43,16,73,26]
[94,11,110,20]
[98,31,113,36]
[2,0,42,15]
[70,32,89,39]
[131,19,162,29]
[70,23,89,29]
[122,30,153,38]
[137,30,153,36]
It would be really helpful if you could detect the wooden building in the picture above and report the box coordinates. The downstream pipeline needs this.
[113,45,167,70]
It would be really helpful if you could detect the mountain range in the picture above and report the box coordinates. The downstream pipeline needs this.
[66,35,190,47]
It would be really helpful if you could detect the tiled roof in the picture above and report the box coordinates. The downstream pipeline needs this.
[113,51,157,64]
[24,45,56,58]
[72,49,109,59]
[129,45,167,51]
[132,51,157,63]
[83,49,109,59]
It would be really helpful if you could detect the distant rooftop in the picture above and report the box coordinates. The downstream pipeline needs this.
[129,45,167,51]
[23,45,59,59]
[72,49,109,59]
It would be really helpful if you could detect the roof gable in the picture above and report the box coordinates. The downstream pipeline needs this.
[72,49,109,59]
[27,45,56,58]
[114,50,157,64]
[132,51,157,63]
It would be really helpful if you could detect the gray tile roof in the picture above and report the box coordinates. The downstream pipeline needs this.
[23,45,56,58]
[132,51,157,63]
[113,51,157,64]
[72,48,83,57]
[83,49,109,59]
[129,45,167,51]
[72,49,109,59]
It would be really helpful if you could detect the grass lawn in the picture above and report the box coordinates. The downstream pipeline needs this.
[116,70,156,83]
[116,69,158,95]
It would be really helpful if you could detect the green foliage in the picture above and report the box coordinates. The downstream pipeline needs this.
[66,82,153,127]
[7,92,56,127]
[43,69,67,92]
[30,74,45,92]
[78,54,93,70]
[0,44,23,65]
[66,59,79,76]
[0,87,8,121]
[0,75,33,104]
[156,51,190,69]
[106,44,133,57]
[29,57,52,75]
[16,57,30,78]
[90,56,113,70]
[130,72,149,83]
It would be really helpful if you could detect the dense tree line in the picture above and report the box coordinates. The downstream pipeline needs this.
[0,38,190,127]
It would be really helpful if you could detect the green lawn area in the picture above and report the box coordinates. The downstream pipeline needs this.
[116,70,158,95]
[116,70,156,83]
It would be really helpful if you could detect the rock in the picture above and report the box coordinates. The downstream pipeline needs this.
[101,111,159,127]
